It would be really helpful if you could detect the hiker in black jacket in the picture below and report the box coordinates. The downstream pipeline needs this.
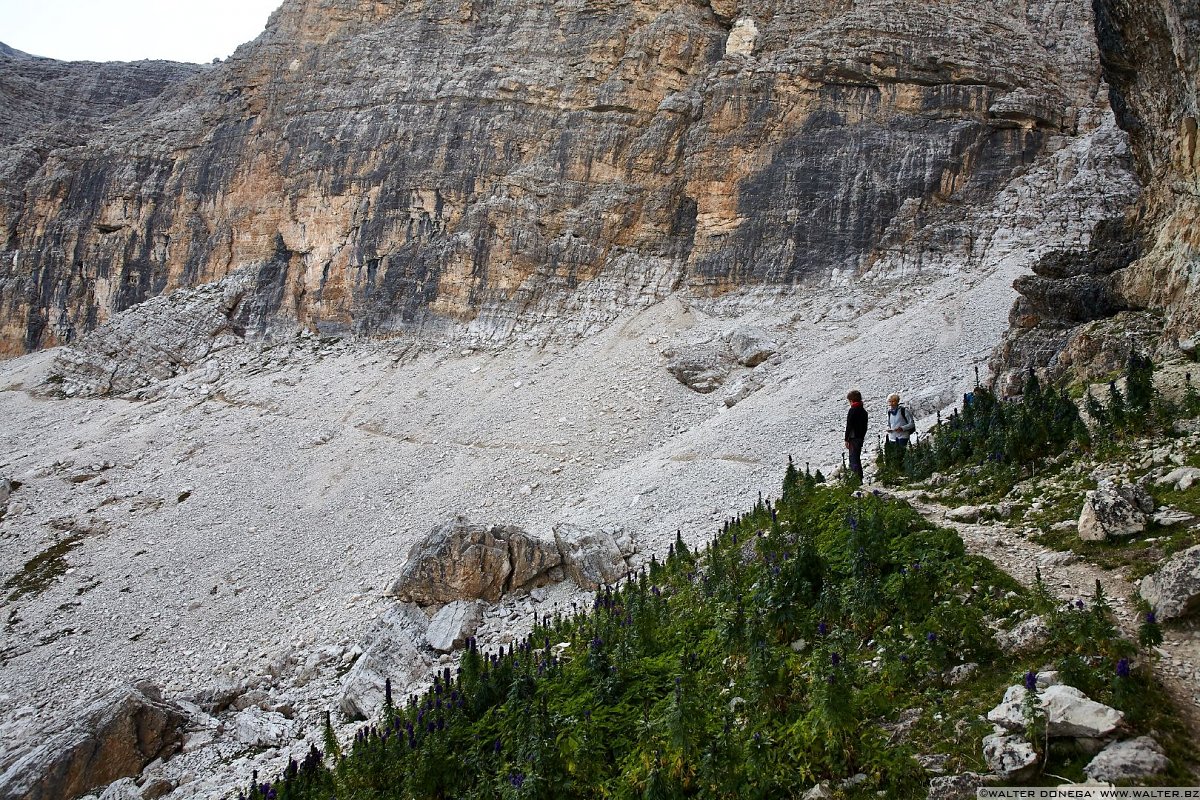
[844,389,868,481]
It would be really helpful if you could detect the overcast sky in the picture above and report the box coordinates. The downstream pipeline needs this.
[0,0,282,63]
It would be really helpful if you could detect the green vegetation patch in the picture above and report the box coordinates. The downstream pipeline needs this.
[2,533,86,603]
[242,465,1192,800]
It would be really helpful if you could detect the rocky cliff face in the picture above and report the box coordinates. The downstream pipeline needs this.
[989,0,1198,392]
[1095,0,1199,338]
[0,0,1124,357]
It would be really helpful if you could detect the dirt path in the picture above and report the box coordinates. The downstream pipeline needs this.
[896,492,1200,753]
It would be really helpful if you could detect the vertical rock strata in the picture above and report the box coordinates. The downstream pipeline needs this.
[1094,0,1200,340]
[0,0,1118,355]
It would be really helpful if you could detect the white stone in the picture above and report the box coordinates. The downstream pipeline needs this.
[1039,684,1124,738]
[230,707,294,748]
[987,682,1123,738]
[1084,736,1169,782]
[1153,507,1195,527]
[340,603,432,720]
[1157,466,1200,491]
[425,601,483,653]
[98,777,142,800]
[725,18,760,58]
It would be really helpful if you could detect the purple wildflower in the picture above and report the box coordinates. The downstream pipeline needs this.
[817,621,828,636]
[1145,610,1156,625]
[1117,658,1131,679]
[1024,671,1037,692]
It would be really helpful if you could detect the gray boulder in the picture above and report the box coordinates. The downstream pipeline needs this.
[728,326,777,367]
[722,374,764,408]
[340,603,432,720]
[664,345,732,393]
[946,505,986,523]
[1078,479,1147,540]
[1157,466,1200,491]
[1153,507,1195,527]
[426,601,484,653]
[389,518,560,605]
[982,731,1039,780]
[0,478,11,507]
[229,708,294,748]
[1040,684,1124,738]
[553,523,635,590]
[988,683,1123,738]
[0,684,185,800]
[1084,736,1169,782]
[1139,544,1200,621]
[945,663,979,686]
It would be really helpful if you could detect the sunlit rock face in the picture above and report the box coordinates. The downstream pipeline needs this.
[0,0,1118,355]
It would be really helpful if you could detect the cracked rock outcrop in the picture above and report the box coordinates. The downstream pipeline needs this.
[0,683,185,800]
[0,0,1129,356]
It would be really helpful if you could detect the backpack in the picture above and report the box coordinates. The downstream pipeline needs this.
[896,405,916,434]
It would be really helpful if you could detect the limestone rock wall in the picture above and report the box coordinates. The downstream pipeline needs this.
[1094,0,1200,340]
[0,0,1117,356]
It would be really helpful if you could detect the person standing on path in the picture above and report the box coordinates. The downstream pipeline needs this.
[885,393,917,470]
[844,390,868,481]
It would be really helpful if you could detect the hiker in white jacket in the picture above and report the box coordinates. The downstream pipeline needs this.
[885,393,916,468]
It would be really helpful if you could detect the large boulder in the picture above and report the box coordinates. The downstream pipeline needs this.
[552,523,635,590]
[390,519,510,604]
[1139,544,1200,621]
[426,601,484,653]
[0,684,185,800]
[1039,684,1124,738]
[1078,479,1148,541]
[987,683,1124,738]
[1083,736,1169,782]
[664,345,731,394]
[728,326,777,367]
[389,518,560,605]
[340,603,432,720]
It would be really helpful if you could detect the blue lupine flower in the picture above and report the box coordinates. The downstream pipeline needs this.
[1024,671,1037,692]
[1117,658,1131,678]
[1146,611,1156,624]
